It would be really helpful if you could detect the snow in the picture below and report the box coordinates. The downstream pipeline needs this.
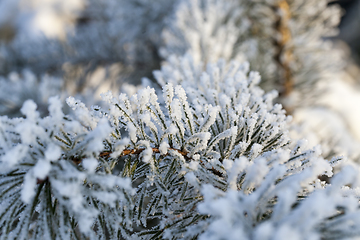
[127,122,138,143]
[21,172,37,203]
[320,78,360,139]
[185,172,200,188]
[170,98,182,122]
[48,96,64,122]
[33,159,51,180]
[188,161,199,171]
[111,138,130,158]
[20,99,39,121]
[15,120,46,145]
[0,144,28,172]
[44,143,62,161]
[291,107,360,158]
[85,118,112,154]
[82,158,98,173]
[66,96,98,129]
[159,141,169,155]
[138,140,153,163]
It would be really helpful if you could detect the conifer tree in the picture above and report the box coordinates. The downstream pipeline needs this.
[1,1,360,239]
[1,54,360,239]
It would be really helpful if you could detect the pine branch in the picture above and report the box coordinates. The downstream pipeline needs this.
[275,0,294,100]
[0,44,358,239]
[101,148,224,177]
[99,147,189,159]
[68,148,189,165]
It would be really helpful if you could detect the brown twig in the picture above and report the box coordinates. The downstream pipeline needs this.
[35,147,223,186]
[68,147,189,166]
[275,1,294,101]
[97,147,224,177]
[98,147,189,159]
[94,147,223,177]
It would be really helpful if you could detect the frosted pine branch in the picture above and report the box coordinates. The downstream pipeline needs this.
[1,55,360,239]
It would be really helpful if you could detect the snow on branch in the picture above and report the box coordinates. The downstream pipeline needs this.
[0,54,360,239]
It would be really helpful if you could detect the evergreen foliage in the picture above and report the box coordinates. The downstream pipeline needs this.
[1,0,360,240]
[1,55,360,239]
